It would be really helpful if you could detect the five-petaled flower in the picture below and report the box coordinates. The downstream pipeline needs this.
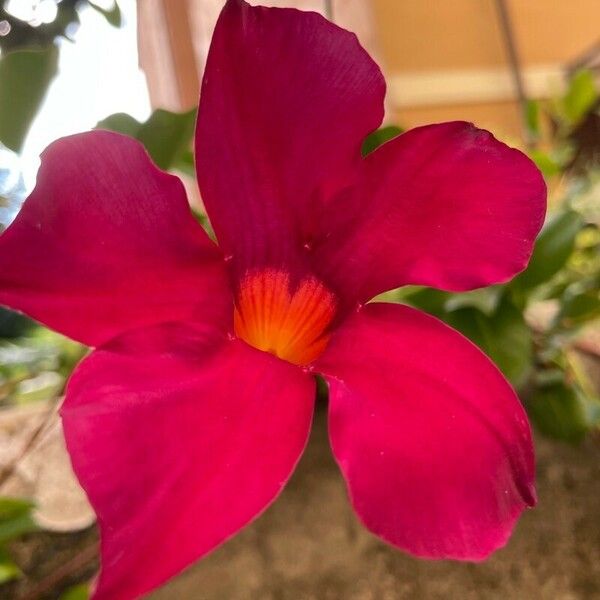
[0,1,546,598]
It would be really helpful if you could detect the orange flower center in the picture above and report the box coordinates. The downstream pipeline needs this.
[234,269,336,366]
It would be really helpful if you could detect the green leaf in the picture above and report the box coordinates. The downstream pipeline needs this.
[443,287,502,316]
[97,108,197,172]
[400,286,502,317]
[529,149,562,178]
[556,289,600,328]
[60,583,90,600]
[0,497,37,544]
[138,109,197,171]
[173,149,195,178]
[512,209,583,292]
[0,46,59,153]
[524,99,541,140]
[361,125,403,156]
[315,374,328,404]
[399,287,451,317]
[444,294,533,387]
[0,513,37,543]
[0,552,21,584]
[528,381,589,443]
[0,308,35,338]
[563,69,598,125]
[96,112,141,138]
[0,497,35,521]
[88,1,122,27]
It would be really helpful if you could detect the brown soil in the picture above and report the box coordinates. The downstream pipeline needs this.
[0,528,97,600]
[153,404,600,600]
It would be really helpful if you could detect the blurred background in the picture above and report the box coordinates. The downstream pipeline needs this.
[0,1,599,598]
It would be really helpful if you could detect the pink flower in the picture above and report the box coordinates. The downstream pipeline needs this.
[0,1,546,598]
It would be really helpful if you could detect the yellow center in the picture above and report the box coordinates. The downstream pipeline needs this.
[234,268,336,366]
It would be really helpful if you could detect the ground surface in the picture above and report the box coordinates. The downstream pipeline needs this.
[151,405,600,600]
[0,401,599,599]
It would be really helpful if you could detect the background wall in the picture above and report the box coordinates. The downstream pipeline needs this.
[138,0,600,141]
[371,0,600,139]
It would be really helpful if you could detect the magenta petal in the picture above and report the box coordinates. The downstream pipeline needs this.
[316,302,535,560]
[196,0,385,278]
[0,131,230,346]
[313,122,546,303]
[62,322,314,599]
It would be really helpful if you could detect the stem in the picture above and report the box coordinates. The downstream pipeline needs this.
[323,0,334,21]
[494,0,534,147]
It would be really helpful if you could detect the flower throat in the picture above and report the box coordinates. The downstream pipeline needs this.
[234,269,336,366]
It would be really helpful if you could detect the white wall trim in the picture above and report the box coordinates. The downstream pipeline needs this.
[388,64,566,108]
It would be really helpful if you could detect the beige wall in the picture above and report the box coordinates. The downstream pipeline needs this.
[372,0,600,70]
[371,0,600,140]
[139,0,600,142]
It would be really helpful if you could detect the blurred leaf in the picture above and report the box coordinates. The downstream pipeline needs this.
[565,351,600,431]
[556,289,600,328]
[315,374,328,404]
[96,112,140,138]
[361,125,403,156]
[444,287,502,316]
[97,108,197,172]
[0,45,58,153]
[0,497,37,544]
[0,497,35,521]
[563,69,598,125]
[174,149,195,178]
[524,99,540,140]
[529,149,562,178]
[528,381,589,443]
[0,308,34,338]
[402,286,502,317]
[535,367,565,388]
[0,327,85,407]
[0,514,37,543]
[512,209,583,292]
[400,287,450,317]
[444,295,533,387]
[566,108,600,175]
[139,109,197,171]
[60,583,90,600]
[88,1,122,27]
[14,370,64,404]
[0,550,21,584]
